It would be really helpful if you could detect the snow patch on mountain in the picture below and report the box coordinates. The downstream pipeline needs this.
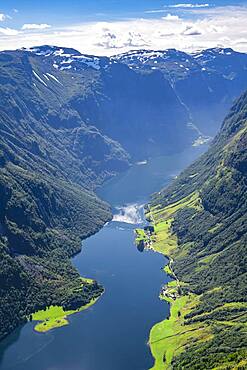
[32,70,47,86]
[46,73,63,85]
[22,45,101,71]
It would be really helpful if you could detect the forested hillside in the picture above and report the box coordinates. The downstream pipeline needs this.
[0,50,128,340]
[144,92,247,369]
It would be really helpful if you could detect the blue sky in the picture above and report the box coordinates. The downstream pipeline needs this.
[2,1,247,24]
[0,1,247,54]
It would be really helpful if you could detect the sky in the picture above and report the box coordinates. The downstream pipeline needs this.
[0,1,247,55]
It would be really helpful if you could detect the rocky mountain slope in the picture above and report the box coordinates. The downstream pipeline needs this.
[19,45,196,159]
[144,91,247,369]
[115,47,247,136]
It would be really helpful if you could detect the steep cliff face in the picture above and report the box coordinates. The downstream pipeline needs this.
[0,49,130,185]
[116,47,247,136]
[0,49,128,340]
[19,45,195,159]
[148,92,247,369]
[71,63,192,159]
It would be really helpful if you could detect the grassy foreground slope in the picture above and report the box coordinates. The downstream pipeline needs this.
[145,92,247,369]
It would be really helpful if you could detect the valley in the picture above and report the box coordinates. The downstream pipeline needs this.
[0,44,246,370]
[0,146,206,370]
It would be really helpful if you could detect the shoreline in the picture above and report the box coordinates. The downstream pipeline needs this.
[30,218,113,335]
[136,192,206,369]
[32,290,104,333]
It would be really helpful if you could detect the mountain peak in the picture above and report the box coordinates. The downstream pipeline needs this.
[21,45,81,57]
[21,45,104,71]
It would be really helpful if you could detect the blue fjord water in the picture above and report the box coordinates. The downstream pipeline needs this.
[0,146,206,370]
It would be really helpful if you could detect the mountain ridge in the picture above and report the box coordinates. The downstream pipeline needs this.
[20,44,247,138]
[140,91,247,369]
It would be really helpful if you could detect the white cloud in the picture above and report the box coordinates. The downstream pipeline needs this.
[95,28,148,49]
[168,3,210,8]
[182,25,202,36]
[162,13,180,21]
[0,27,19,36]
[0,5,246,55]
[0,13,11,21]
[145,9,166,14]
[21,23,51,30]
[145,3,210,14]
[13,9,19,13]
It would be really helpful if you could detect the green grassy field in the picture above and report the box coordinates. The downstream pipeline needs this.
[135,193,213,369]
[142,191,247,369]
[32,298,98,332]
[32,278,102,333]
[149,294,212,370]
[135,228,148,244]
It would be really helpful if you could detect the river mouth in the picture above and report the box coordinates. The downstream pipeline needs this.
[0,146,207,370]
